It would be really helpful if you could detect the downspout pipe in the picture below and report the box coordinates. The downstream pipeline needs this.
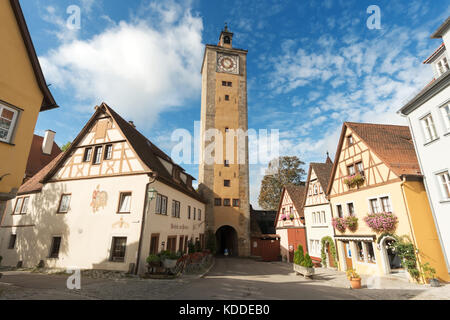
[135,172,158,275]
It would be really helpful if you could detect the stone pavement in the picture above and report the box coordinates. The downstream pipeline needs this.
[0,258,449,300]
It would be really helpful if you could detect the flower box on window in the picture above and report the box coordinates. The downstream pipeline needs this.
[332,217,346,233]
[344,173,365,188]
[345,216,358,232]
[363,212,398,233]
[281,214,287,221]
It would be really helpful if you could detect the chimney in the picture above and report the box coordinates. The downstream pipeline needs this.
[129,121,136,129]
[42,130,56,155]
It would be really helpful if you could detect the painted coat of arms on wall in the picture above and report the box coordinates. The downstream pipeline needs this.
[90,185,108,213]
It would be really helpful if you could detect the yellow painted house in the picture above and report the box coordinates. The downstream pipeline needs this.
[327,122,449,283]
[0,0,58,218]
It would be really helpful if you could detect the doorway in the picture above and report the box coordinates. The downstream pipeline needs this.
[343,241,353,270]
[216,225,238,256]
[326,243,335,268]
[384,239,403,273]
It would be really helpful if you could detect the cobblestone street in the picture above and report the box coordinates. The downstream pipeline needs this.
[1,258,449,300]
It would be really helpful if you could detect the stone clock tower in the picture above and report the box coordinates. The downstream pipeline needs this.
[198,25,250,256]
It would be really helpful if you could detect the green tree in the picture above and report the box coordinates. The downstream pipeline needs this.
[258,156,306,210]
[61,142,71,152]
[205,230,217,254]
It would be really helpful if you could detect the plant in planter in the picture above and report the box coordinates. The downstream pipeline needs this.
[344,174,365,188]
[289,213,295,221]
[421,262,439,287]
[345,216,358,232]
[346,268,361,289]
[146,254,161,273]
[332,217,347,233]
[364,212,398,233]
[159,251,180,269]
[293,245,314,278]
[281,214,287,221]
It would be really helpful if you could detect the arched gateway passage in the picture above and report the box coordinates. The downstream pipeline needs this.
[216,225,238,256]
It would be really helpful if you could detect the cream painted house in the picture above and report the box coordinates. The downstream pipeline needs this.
[0,103,205,275]
[275,185,307,263]
[328,122,449,283]
[303,157,337,268]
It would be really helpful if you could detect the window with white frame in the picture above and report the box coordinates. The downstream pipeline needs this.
[0,103,19,143]
[321,211,326,223]
[437,56,450,76]
[370,198,381,213]
[437,171,450,200]
[440,104,450,132]
[421,114,438,143]
[369,196,392,213]
[364,242,376,263]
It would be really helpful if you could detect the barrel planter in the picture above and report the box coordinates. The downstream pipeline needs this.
[293,264,315,278]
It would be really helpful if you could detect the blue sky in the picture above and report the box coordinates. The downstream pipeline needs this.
[24,0,449,208]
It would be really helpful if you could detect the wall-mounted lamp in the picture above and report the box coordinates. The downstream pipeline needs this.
[147,187,157,202]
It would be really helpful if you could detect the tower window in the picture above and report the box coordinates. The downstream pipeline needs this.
[227,82,232,87]
[224,36,231,44]
[222,81,227,86]
[224,160,230,167]
[214,198,222,206]
[225,95,230,101]
[223,199,231,206]
[224,180,230,187]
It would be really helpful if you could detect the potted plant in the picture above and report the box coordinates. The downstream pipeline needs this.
[289,213,295,221]
[281,214,287,221]
[293,245,314,278]
[346,268,361,289]
[421,262,439,287]
[146,254,161,272]
[345,216,358,232]
[159,251,179,269]
[344,174,365,188]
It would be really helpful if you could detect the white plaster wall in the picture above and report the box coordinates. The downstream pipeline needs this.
[304,203,334,260]
[406,85,450,271]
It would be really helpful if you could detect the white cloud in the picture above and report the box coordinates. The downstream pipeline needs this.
[40,1,204,129]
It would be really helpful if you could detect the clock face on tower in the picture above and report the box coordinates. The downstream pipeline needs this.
[217,53,239,74]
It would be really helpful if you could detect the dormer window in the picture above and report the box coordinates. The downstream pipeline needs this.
[437,56,449,76]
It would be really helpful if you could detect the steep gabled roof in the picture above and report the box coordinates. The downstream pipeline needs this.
[25,134,61,178]
[274,184,306,227]
[327,122,421,195]
[310,162,333,194]
[25,103,204,202]
[9,0,58,111]
[431,16,450,39]
[18,152,64,195]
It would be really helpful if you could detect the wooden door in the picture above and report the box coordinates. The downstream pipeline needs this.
[343,241,353,270]
[327,243,335,267]
[149,234,159,255]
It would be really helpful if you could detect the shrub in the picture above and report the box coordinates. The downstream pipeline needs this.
[289,213,295,220]
[146,254,161,264]
[345,216,358,232]
[294,245,305,266]
[364,212,398,233]
[158,250,179,260]
[420,262,437,281]
[332,217,346,232]
[194,240,202,252]
[302,253,314,268]
[188,240,196,254]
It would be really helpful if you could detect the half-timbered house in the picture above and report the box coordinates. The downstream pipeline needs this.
[303,156,337,268]
[275,185,307,263]
[0,103,206,275]
[327,122,449,283]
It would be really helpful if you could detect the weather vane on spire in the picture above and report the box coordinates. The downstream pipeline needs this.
[224,22,228,31]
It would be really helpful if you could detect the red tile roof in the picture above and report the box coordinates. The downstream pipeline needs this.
[345,122,421,177]
[25,134,61,179]
[423,43,445,64]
